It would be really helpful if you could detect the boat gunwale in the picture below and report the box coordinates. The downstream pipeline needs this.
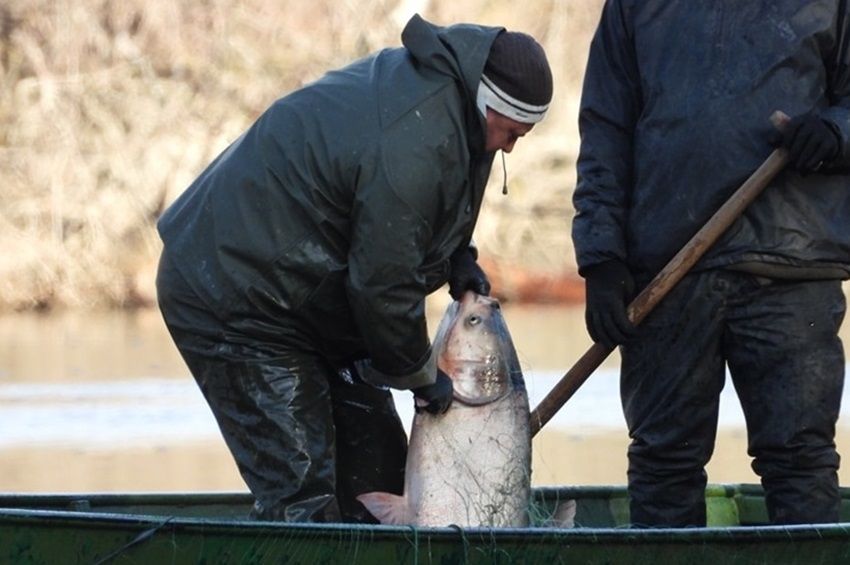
[2,483,850,544]
[2,506,850,544]
[0,483,759,506]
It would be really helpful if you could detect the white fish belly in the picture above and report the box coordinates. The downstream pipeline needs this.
[405,390,531,527]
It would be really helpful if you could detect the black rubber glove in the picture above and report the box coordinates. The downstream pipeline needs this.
[780,112,841,173]
[448,248,491,300]
[584,259,637,348]
[412,369,453,415]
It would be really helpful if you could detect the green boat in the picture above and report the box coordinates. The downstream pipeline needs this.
[2,484,849,564]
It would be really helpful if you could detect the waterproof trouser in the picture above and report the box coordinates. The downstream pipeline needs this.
[621,270,844,527]
[156,253,407,523]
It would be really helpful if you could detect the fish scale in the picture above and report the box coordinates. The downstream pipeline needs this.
[358,291,531,527]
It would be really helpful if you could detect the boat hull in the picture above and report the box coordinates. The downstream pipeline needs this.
[2,485,850,564]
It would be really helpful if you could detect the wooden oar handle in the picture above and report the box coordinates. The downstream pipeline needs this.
[529,111,791,437]
[626,147,789,326]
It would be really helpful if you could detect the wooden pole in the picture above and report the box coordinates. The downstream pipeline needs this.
[529,112,791,437]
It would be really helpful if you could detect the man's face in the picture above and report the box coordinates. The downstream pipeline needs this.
[485,108,534,153]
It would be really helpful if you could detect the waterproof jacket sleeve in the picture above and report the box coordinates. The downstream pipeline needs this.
[572,0,642,275]
[820,1,850,170]
[346,122,465,390]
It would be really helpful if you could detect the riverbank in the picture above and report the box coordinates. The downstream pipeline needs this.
[0,0,601,312]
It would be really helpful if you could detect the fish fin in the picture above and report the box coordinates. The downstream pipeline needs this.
[550,499,577,528]
[356,492,410,525]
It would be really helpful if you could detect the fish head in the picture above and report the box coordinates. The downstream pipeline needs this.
[433,291,519,406]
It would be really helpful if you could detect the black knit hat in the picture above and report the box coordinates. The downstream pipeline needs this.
[479,31,553,123]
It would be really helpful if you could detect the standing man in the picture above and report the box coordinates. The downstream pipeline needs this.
[156,14,552,523]
[573,1,850,526]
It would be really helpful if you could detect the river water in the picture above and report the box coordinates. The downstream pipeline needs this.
[2,298,850,492]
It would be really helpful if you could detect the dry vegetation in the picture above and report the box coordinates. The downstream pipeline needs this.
[0,0,604,311]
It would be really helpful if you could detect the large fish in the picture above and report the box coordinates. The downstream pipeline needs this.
[358,291,532,527]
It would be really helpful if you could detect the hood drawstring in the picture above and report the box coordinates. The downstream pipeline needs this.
[501,150,508,195]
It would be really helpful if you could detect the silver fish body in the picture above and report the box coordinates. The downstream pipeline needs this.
[359,292,531,527]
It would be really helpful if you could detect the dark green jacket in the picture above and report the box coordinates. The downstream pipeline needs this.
[157,15,501,389]
[573,0,850,282]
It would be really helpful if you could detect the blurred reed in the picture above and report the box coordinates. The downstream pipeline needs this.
[0,0,604,311]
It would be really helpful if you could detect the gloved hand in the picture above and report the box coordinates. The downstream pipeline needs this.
[448,248,491,300]
[780,112,841,173]
[584,259,637,348]
[412,369,453,415]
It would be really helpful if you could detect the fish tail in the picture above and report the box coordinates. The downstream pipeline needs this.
[356,492,411,525]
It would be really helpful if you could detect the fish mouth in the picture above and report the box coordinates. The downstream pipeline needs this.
[453,388,510,406]
[448,361,511,406]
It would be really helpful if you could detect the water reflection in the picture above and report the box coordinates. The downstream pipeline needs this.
[0,300,625,444]
[2,298,850,492]
[0,299,616,383]
[0,308,185,383]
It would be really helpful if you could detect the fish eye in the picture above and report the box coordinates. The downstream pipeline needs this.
[467,315,481,326]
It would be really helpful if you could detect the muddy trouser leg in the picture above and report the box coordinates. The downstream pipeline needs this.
[329,368,408,523]
[156,253,341,523]
[621,271,727,527]
[725,278,844,524]
[176,342,343,522]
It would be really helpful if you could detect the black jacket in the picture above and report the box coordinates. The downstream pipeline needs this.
[157,15,501,389]
[573,0,850,281]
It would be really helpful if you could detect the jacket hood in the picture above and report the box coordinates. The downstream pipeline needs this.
[401,14,503,137]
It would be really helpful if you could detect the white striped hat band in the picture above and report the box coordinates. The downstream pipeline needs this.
[476,73,549,124]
